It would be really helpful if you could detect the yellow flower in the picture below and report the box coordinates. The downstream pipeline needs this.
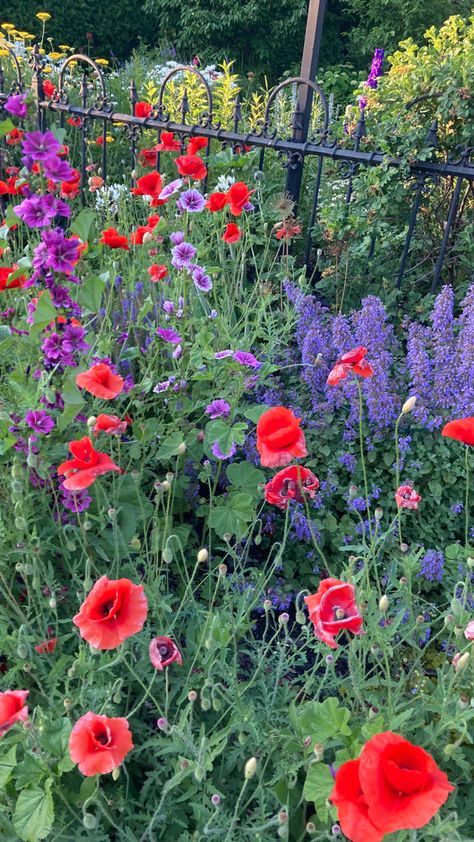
[95,58,109,66]
[36,12,52,21]
[0,49,9,57]
[68,60,77,67]
[48,51,63,60]
[21,32,35,40]
[43,65,53,73]
[59,44,71,51]
[1,23,15,31]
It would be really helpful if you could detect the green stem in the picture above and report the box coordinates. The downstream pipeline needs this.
[465,445,470,553]
[356,380,373,543]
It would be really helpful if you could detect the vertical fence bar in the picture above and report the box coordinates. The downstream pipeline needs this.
[431,175,464,292]
[285,0,327,205]
[129,78,138,181]
[30,45,45,131]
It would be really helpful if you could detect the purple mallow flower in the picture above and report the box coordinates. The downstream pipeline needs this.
[170,230,185,245]
[179,189,205,213]
[60,484,92,513]
[157,327,182,344]
[211,440,237,460]
[171,241,197,268]
[24,410,55,435]
[42,154,75,184]
[159,179,183,201]
[22,130,61,161]
[192,266,212,292]
[214,349,233,359]
[33,228,80,275]
[205,399,230,419]
[5,93,28,118]
[14,194,70,228]
[233,350,261,369]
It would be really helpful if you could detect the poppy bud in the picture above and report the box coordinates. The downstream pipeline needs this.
[400,542,408,552]
[165,472,174,483]
[401,396,417,414]
[458,695,469,710]
[49,597,56,609]
[223,533,232,543]
[279,612,289,624]
[379,595,389,613]
[197,430,205,442]
[83,520,93,531]
[83,814,97,830]
[15,517,27,531]
[197,548,208,563]
[454,652,470,671]
[443,744,456,758]
[263,599,272,611]
[87,416,97,428]
[177,442,186,456]
[157,717,168,731]
[131,169,138,180]
[188,690,197,702]
[194,767,205,783]
[11,480,22,495]
[454,626,463,638]
[306,823,316,835]
[130,537,141,550]
[112,767,120,780]
[254,534,262,545]
[161,480,171,491]
[399,576,408,584]
[416,614,425,623]
[218,563,227,576]
[107,508,117,519]
[162,547,173,563]
[467,557,474,569]
[374,507,383,521]
[244,757,257,779]
[313,743,324,761]
[296,610,305,624]
[368,705,379,717]
[201,698,211,711]
[17,644,28,659]
[303,736,312,748]
[349,484,358,498]
[211,794,221,806]
[142,231,153,245]
[180,759,189,770]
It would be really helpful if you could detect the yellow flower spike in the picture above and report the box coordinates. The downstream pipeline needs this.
[36,12,52,21]
[95,58,109,66]
[105,135,114,143]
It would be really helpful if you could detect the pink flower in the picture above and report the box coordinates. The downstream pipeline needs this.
[149,636,183,670]
[395,484,421,510]
[464,621,474,641]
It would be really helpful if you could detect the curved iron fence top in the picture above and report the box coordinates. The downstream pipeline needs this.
[156,64,213,122]
[265,76,330,135]
[0,40,23,87]
[58,53,107,100]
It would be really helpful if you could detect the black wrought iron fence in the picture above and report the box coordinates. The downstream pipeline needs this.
[0,42,473,293]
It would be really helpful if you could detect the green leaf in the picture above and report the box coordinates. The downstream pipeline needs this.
[3,205,18,229]
[226,461,265,495]
[30,292,56,339]
[79,776,98,803]
[13,781,54,842]
[290,697,351,742]
[14,756,46,790]
[38,718,71,757]
[209,492,255,539]
[59,371,85,432]
[76,275,106,314]
[70,209,96,243]
[240,404,268,424]
[157,431,184,460]
[0,118,15,138]
[361,714,384,740]
[303,763,334,821]
[0,746,16,788]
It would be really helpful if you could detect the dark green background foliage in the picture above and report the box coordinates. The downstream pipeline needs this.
[2,0,161,61]
[3,0,473,74]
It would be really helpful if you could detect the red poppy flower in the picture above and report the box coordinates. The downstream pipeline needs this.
[134,101,153,118]
[69,711,133,776]
[187,136,208,155]
[73,575,148,649]
[344,732,453,836]
[138,147,159,167]
[205,191,228,212]
[35,637,58,654]
[92,413,130,436]
[174,154,207,181]
[149,636,183,670]
[0,177,25,196]
[88,175,104,192]
[327,346,374,386]
[130,225,155,245]
[60,177,81,199]
[256,406,307,468]
[395,484,421,510]
[99,227,130,250]
[6,127,24,145]
[131,171,165,207]
[264,466,319,510]
[76,363,124,399]
[330,759,384,842]
[442,417,474,446]
[0,690,29,736]
[67,116,82,127]
[43,79,57,99]
[147,214,160,227]
[304,579,363,649]
[156,131,181,152]
[221,222,242,243]
[275,221,302,241]
[57,436,122,491]
[226,181,254,216]
[148,263,168,281]
[0,267,27,291]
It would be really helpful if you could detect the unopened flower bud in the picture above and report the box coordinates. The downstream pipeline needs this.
[142,231,153,244]
[416,614,425,623]
[306,823,316,835]
[368,706,379,718]
[459,695,469,710]
[278,811,288,824]
[165,472,174,483]
[180,759,189,770]
[303,736,312,748]
[161,480,171,492]
[162,547,173,563]
[211,794,221,806]
[49,597,56,609]
[399,576,408,584]
[263,599,272,611]
[83,520,93,531]
[112,767,120,780]
[254,534,262,545]
[296,610,305,624]
[279,612,289,624]
[454,652,470,672]
[197,548,208,563]
[201,698,211,711]
[17,644,28,659]
[196,430,205,442]
[218,563,227,576]
[87,416,97,428]
[244,757,257,779]
[63,698,72,708]
[131,169,138,180]
[157,717,168,731]
[467,557,474,569]
[374,507,383,521]
[313,743,324,761]
[130,536,141,550]
[15,517,27,531]
[177,441,186,456]
[443,743,456,758]
[82,813,97,829]
[379,595,389,613]
[223,532,232,543]
[107,508,117,519]
[401,396,417,414]
[400,542,408,553]
[188,690,197,702]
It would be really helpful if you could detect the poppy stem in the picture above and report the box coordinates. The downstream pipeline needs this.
[394,412,404,548]
[356,380,373,544]
[465,445,470,554]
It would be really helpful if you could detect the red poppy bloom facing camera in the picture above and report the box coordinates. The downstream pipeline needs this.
[57,436,122,491]
[73,575,148,650]
[304,578,363,649]
[264,465,319,510]
[256,406,306,468]
[69,712,133,776]
[76,363,124,399]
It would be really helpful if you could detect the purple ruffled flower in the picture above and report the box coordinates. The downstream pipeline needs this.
[211,440,237,460]
[157,327,182,344]
[192,266,212,292]
[42,154,75,184]
[5,93,28,118]
[159,179,183,201]
[214,349,234,359]
[171,241,197,269]
[233,350,261,369]
[170,230,185,245]
[22,130,61,161]
[24,410,55,435]
[153,380,171,393]
[60,484,92,513]
[14,194,70,228]
[205,399,231,419]
[179,189,205,213]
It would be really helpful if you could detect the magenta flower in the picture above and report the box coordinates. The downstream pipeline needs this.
[157,327,182,344]
[153,380,171,393]
[233,350,261,369]
[170,230,185,245]
[33,228,80,274]
[149,636,183,670]
[24,410,55,435]
[5,93,28,118]
[205,399,230,419]
[42,155,75,183]
[21,130,61,161]
[192,266,212,292]
[211,440,237,460]
[14,194,70,228]
[159,179,183,200]
[171,242,196,269]
[178,189,205,213]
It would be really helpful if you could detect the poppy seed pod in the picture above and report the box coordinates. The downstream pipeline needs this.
[401,395,417,414]
[244,757,257,779]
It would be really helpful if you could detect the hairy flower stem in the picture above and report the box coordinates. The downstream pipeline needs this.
[356,380,373,543]
[224,778,250,842]
[394,412,404,548]
[465,445,471,553]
